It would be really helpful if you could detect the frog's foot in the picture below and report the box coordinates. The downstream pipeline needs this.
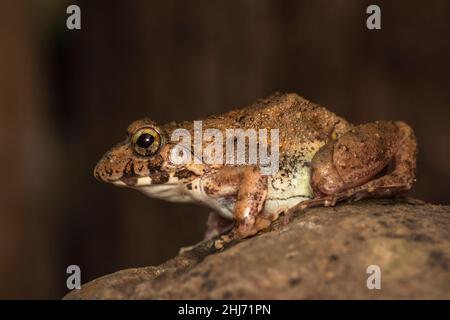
[286,193,355,218]
[179,243,200,254]
[179,237,216,254]
[305,121,417,206]
[213,224,253,250]
[285,196,330,216]
[214,213,279,249]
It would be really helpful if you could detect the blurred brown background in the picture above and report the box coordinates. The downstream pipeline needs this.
[0,0,449,298]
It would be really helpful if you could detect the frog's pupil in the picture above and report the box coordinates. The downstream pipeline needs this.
[136,133,154,149]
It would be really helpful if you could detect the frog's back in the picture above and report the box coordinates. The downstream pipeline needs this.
[167,92,350,151]
[203,93,350,151]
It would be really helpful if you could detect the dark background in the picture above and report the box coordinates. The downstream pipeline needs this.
[0,0,449,299]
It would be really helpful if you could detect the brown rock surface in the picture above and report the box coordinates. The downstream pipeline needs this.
[64,198,450,299]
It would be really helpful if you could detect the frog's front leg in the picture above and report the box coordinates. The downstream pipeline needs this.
[202,166,269,248]
[290,121,417,212]
[232,167,270,237]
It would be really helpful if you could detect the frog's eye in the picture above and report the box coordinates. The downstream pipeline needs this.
[132,127,162,157]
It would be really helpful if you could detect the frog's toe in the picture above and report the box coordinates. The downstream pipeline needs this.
[178,244,197,254]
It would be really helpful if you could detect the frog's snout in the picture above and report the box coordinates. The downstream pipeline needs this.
[94,152,125,183]
[93,160,105,182]
[94,156,110,183]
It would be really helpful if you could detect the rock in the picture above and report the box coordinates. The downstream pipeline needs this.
[64,198,450,299]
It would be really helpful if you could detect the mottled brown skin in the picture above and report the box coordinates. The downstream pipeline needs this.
[289,120,417,212]
[94,93,417,249]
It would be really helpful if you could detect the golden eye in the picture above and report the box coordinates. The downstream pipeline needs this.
[132,127,162,157]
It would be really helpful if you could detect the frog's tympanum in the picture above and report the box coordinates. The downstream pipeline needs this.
[95,93,417,248]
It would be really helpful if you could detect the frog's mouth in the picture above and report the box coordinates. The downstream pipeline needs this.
[125,176,201,203]
[113,176,151,187]
[107,176,134,186]
[111,171,206,204]
[137,183,196,202]
[114,173,189,188]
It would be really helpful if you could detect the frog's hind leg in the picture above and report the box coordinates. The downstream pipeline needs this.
[336,122,417,202]
[289,121,417,212]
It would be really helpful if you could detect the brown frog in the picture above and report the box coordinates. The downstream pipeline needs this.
[94,93,417,248]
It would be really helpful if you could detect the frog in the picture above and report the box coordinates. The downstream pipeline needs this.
[94,93,417,249]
